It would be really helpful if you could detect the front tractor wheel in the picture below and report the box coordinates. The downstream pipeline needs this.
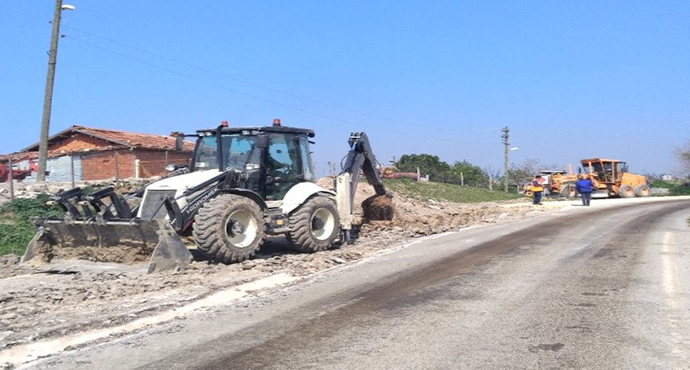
[193,194,265,264]
[287,196,340,253]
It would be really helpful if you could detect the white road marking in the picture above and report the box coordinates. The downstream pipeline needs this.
[660,231,685,356]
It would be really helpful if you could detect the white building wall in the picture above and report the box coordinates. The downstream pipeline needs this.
[17,156,83,183]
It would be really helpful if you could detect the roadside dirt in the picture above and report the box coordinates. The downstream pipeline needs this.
[0,179,553,360]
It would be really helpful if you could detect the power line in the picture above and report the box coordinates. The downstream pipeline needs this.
[61,24,497,135]
[65,35,485,144]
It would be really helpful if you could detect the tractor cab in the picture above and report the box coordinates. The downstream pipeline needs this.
[191,120,315,201]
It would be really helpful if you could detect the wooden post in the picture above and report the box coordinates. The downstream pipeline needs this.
[114,151,120,181]
[8,157,15,201]
[164,151,169,175]
[460,172,464,186]
[489,174,493,191]
[70,155,75,188]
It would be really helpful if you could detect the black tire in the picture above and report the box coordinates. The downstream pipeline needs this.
[287,196,340,253]
[618,185,635,198]
[192,194,264,264]
[634,184,651,197]
[561,185,577,199]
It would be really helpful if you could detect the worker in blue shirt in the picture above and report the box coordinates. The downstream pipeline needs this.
[575,175,594,206]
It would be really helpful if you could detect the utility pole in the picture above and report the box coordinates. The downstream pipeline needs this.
[37,0,66,182]
[502,126,509,192]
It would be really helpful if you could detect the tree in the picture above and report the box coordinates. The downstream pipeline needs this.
[450,160,489,187]
[506,158,542,188]
[396,154,451,182]
[674,140,690,178]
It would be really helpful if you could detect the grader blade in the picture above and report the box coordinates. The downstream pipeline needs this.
[22,219,192,273]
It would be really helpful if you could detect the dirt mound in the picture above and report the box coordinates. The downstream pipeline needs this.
[0,254,19,267]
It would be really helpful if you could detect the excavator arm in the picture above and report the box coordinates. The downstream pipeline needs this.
[341,132,388,198]
[336,132,394,243]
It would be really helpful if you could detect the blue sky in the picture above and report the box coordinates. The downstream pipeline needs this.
[1,1,689,175]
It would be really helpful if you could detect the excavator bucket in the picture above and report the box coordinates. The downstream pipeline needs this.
[362,194,395,221]
[21,219,192,273]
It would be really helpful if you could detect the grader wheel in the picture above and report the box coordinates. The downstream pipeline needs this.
[618,185,636,198]
[561,185,577,199]
[635,185,651,197]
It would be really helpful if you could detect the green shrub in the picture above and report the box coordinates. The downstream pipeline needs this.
[650,180,676,189]
[670,184,690,196]
[0,195,63,255]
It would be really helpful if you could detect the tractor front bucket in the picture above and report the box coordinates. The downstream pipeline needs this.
[21,219,193,273]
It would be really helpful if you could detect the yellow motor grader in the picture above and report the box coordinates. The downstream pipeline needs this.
[544,158,650,198]
[578,158,650,198]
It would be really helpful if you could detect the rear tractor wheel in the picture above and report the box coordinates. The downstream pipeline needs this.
[193,194,265,264]
[618,185,635,198]
[287,196,340,253]
[634,184,651,197]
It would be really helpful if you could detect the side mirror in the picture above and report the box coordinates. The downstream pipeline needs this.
[174,136,184,152]
[578,168,582,174]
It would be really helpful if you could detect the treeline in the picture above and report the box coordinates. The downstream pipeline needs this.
[395,154,553,191]
[395,154,494,188]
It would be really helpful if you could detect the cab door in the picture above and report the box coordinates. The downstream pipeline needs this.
[265,133,312,200]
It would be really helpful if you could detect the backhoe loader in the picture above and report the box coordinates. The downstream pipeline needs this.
[22,120,394,272]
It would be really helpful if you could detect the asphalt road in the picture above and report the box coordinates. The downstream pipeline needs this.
[27,199,690,370]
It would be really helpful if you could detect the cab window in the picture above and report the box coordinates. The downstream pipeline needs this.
[265,133,310,200]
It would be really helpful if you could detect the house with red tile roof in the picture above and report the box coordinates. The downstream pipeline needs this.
[0,126,194,183]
